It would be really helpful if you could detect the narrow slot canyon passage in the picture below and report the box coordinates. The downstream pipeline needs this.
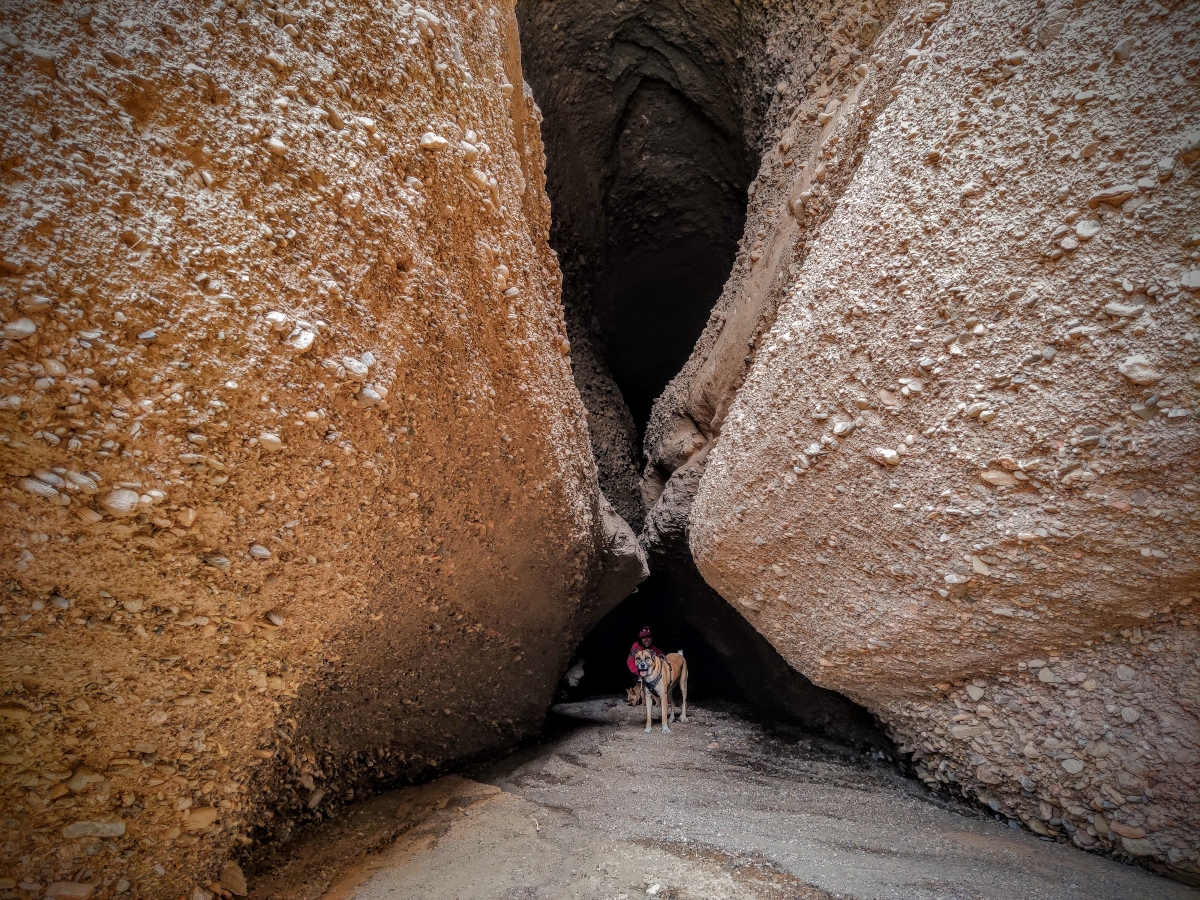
[4,0,1196,894]
[516,0,892,752]
[251,4,1195,897]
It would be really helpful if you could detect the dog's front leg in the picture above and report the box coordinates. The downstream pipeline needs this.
[644,681,653,733]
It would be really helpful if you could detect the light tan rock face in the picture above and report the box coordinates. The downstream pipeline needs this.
[0,0,642,893]
[683,0,1200,879]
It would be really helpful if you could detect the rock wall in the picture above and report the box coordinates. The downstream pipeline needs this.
[652,0,1200,881]
[0,0,644,895]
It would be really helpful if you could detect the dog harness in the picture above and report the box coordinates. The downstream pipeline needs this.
[641,657,672,692]
[642,666,663,691]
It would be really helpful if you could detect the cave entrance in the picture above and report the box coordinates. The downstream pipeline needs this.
[563,572,745,702]
[563,572,891,751]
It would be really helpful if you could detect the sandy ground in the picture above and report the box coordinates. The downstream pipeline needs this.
[246,698,1191,899]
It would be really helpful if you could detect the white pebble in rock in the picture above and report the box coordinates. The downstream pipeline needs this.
[3,317,37,340]
[1061,758,1085,775]
[101,489,141,518]
[287,329,316,353]
[1117,354,1162,385]
[259,433,283,451]
[980,470,1016,487]
[1105,302,1143,318]
[420,131,449,150]
[342,356,370,379]
[872,447,901,466]
[249,544,272,559]
[356,385,383,408]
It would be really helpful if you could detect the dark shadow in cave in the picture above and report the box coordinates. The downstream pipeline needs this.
[517,0,753,440]
[561,571,893,752]
[562,572,744,702]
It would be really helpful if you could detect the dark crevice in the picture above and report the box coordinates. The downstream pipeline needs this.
[520,0,895,754]
[559,572,744,702]
[517,1,757,525]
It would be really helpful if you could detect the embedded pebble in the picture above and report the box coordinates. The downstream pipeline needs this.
[258,433,283,451]
[100,489,141,518]
[872,447,901,466]
[420,132,449,150]
[980,470,1016,487]
[44,885,94,900]
[62,819,125,838]
[220,861,248,896]
[1117,354,1161,385]
[342,356,370,379]
[3,317,37,340]
[287,329,316,353]
[356,385,384,408]
[1104,302,1143,318]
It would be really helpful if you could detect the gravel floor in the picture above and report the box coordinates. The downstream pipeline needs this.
[257,699,1194,899]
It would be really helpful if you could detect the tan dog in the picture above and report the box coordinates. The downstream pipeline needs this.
[633,648,688,733]
[626,681,645,707]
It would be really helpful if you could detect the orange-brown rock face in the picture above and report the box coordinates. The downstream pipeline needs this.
[0,0,642,893]
[685,0,1200,879]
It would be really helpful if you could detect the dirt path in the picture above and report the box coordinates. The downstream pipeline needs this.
[250,700,1193,900]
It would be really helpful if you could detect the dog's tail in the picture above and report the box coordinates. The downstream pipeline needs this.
[677,649,684,657]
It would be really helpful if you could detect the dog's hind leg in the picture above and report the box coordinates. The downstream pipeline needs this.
[679,663,689,723]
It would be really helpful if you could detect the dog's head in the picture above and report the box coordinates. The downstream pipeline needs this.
[633,647,656,676]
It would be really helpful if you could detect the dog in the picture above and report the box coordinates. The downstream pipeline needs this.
[626,680,645,707]
[633,648,688,733]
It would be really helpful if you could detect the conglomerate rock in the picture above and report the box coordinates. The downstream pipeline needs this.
[650,0,1200,881]
[0,0,644,894]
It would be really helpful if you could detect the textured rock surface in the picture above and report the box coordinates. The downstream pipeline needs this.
[684,0,1200,879]
[0,0,643,894]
